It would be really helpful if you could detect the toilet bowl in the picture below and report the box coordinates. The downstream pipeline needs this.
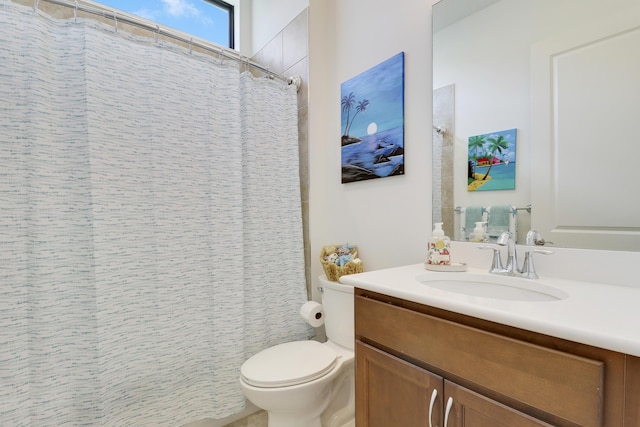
[239,276,354,427]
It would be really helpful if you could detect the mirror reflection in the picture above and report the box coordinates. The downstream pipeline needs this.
[432,0,640,251]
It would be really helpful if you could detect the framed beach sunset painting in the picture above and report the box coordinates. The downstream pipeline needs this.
[340,52,405,183]
[467,128,517,191]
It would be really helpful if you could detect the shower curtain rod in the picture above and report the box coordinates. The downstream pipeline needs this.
[30,0,302,91]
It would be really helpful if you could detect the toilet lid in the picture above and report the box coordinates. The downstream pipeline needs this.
[241,340,337,388]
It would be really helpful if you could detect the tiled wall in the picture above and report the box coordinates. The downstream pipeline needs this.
[432,84,455,239]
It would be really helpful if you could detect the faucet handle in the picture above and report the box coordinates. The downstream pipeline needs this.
[478,245,508,274]
[496,231,513,245]
[525,230,553,246]
[520,249,553,279]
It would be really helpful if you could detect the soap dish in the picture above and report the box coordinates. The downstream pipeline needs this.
[424,262,467,272]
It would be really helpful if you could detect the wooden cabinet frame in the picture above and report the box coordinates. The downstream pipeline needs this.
[355,288,640,427]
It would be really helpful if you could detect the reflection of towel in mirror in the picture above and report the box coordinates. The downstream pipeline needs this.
[464,206,483,239]
[487,205,512,238]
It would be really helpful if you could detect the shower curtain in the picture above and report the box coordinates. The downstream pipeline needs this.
[0,1,311,426]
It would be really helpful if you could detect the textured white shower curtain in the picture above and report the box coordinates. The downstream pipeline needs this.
[0,1,311,426]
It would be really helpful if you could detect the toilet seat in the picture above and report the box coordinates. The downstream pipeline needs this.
[241,340,337,388]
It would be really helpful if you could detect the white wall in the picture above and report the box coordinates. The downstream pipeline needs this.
[250,0,309,56]
[308,0,438,295]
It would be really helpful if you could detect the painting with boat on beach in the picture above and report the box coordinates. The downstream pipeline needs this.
[340,52,405,183]
[468,128,517,191]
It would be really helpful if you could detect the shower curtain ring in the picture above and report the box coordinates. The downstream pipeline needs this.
[154,25,160,42]
[74,1,78,21]
[33,0,40,12]
[189,38,193,53]
[113,12,118,32]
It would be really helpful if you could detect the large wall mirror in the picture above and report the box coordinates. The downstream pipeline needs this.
[432,0,640,251]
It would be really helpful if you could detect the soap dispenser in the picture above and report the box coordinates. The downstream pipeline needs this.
[469,221,487,242]
[427,222,451,265]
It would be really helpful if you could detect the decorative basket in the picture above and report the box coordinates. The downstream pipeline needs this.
[320,244,364,282]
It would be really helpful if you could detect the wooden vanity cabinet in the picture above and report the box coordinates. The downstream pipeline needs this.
[355,288,640,427]
[356,341,553,427]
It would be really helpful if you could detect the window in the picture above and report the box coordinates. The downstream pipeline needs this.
[97,0,234,49]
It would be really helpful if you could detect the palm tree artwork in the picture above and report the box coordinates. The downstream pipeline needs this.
[341,94,370,146]
[344,99,370,143]
[341,92,356,141]
[467,134,486,183]
[340,52,405,183]
[467,128,517,191]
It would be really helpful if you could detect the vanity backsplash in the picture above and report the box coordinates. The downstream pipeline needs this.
[451,241,640,289]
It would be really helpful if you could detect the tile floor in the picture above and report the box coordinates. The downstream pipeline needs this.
[223,410,356,427]
[224,410,267,427]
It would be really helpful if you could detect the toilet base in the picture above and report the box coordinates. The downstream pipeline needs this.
[262,363,355,427]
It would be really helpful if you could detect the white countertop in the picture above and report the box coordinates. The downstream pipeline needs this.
[340,263,640,357]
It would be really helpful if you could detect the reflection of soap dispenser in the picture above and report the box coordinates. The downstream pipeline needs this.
[427,222,451,265]
[469,221,487,242]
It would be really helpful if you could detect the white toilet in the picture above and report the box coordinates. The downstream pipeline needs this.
[239,275,355,427]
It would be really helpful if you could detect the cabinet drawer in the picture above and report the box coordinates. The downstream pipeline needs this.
[355,295,604,427]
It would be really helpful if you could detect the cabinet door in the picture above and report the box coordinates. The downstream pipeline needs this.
[444,380,555,427]
[356,341,443,427]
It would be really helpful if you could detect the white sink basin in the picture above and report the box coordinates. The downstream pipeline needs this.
[418,272,569,302]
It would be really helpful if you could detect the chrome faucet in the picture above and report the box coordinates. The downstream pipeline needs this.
[496,231,518,275]
[479,230,553,278]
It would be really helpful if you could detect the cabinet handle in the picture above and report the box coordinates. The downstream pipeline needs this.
[444,396,453,427]
[428,388,438,427]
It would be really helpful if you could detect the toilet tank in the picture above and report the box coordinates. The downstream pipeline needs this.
[319,275,354,350]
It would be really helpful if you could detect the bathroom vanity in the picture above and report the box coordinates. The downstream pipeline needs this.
[341,264,640,427]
